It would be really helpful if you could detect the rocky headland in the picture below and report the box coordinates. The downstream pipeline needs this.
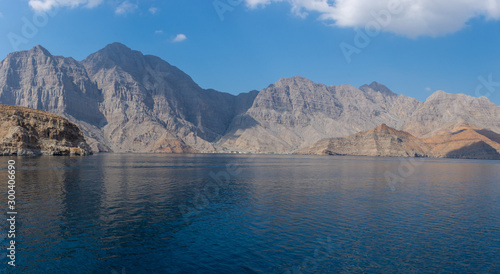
[0,104,91,156]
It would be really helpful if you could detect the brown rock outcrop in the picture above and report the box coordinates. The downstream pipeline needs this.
[297,123,500,160]
[422,124,500,159]
[295,124,431,157]
[0,104,91,156]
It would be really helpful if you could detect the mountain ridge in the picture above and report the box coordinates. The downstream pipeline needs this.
[1,43,499,155]
[296,123,500,160]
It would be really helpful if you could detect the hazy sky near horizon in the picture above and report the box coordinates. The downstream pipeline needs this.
[1,0,500,104]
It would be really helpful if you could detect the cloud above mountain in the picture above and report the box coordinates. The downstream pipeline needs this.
[173,34,187,42]
[25,0,500,37]
[244,0,500,37]
[115,1,138,15]
[29,0,103,11]
[28,0,141,16]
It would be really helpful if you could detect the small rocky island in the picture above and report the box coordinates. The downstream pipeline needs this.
[0,104,91,156]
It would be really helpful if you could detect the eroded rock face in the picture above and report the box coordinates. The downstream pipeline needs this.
[296,123,500,160]
[0,43,499,155]
[219,78,500,153]
[81,43,237,153]
[401,90,500,138]
[295,124,431,157]
[422,124,500,159]
[0,43,257,154]
[0,45,108,152]
[0,104,91,156]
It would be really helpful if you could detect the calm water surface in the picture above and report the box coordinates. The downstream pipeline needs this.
[1,154,499,273]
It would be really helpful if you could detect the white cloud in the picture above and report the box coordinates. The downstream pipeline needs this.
[172,34,187,43]
[246,0,278,8]
[115,1,138,15]
[244,0,500,37]
[149,7,158,14]
[0,11,3,18]
[155,30,163,34]
[29,0,103,12]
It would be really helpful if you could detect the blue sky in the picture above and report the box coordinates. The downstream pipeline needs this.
[1,0,500,104]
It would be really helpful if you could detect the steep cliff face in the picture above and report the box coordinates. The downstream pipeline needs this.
[0,104,91,156]
[402,90,500,137]
[296,123,500,160]
[0,45,104,125]
[81,43,237,152]
[0,44,499,155]
[0,45,108,152]
[0,43,255,153]
[219,78,500,153]
[217,77,421,153]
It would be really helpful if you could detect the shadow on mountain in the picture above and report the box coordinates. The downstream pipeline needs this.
[450,129,467,135]
[220,115,260,139]
[445,141,500,160]
[475,129,500,144]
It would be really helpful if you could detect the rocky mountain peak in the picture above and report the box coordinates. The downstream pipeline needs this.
[3,45,52,61]
[367,123,405,136]
[83,42,146,73]
[102,42,132,52]
[359,81,396,96]
[375,123,391,130]
[427,90,452,101]
[98,42,145,60]
[273,76,315,87]
[27,45,52,56]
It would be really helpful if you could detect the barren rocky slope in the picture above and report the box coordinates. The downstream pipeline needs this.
[401,91,500,137]
[295,124,431,157]
[217,78,422,153]
[219,77,500,153]
[297,124,500,160]
[0,43,257,153]
[0,45,107,152]
[422,124,500,159]
[0,43,499,155]
[0,104,91,156]
[81,43,240,153]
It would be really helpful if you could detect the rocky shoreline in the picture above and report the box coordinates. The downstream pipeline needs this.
[0,105,91,156]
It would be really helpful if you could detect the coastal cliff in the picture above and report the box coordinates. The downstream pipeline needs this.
[0,105,91,156]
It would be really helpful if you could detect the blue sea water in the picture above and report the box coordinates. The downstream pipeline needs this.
[0,154,499,273]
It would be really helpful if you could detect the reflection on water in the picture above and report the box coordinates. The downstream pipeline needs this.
[0,154,499,273]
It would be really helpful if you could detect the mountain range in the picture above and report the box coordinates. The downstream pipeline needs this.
[1,43,499,155]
